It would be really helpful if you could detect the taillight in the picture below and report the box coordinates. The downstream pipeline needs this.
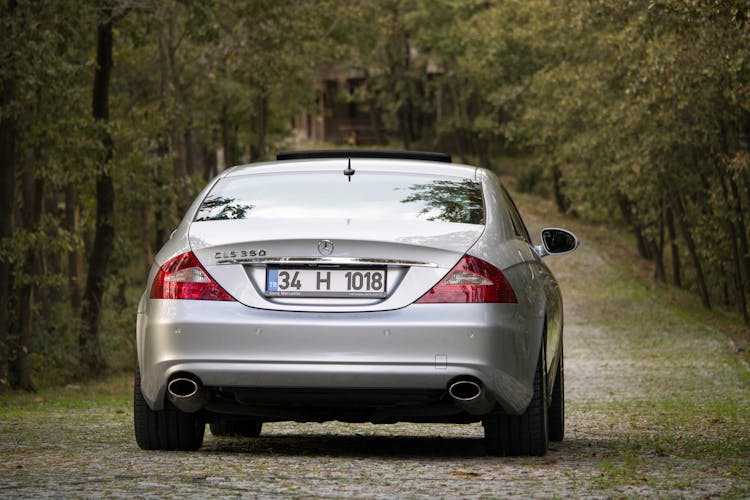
[417,255,517,303]
[150,251,235,301]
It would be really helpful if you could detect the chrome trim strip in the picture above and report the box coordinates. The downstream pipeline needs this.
[215,256,438,268]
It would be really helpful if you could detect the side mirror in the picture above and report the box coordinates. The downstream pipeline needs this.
[534,228,579,258]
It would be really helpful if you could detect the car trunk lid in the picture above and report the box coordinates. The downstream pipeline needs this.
[189,218,483,312]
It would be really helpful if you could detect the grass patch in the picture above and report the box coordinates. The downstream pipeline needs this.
[0,370,131,414]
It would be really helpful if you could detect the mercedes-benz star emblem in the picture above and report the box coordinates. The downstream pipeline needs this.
[317,240,334,256]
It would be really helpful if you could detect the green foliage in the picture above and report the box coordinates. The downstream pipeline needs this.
[0,0,356,388]
[516,164,546,196]
[511,0,750,316]
[1,0,749,389]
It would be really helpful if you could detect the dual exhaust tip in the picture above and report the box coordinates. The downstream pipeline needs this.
[167,375,495,415]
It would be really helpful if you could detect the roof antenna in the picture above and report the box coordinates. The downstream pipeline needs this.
[344,158,355,182]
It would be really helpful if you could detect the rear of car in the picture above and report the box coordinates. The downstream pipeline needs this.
[135,151,574,456]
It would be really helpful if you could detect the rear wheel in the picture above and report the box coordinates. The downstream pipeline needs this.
[209,420,263,438]
[134,367,205,451]
[548,342,564,442]
[483,343,549,456]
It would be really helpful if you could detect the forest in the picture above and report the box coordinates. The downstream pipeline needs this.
[1,0,749,391]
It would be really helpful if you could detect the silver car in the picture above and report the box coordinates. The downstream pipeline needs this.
[134,150,578,456]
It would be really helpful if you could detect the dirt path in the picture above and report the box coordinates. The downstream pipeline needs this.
[1,198,749,497]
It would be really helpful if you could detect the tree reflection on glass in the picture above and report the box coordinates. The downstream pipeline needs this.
[400,179,484,224]
[195,195,255,221]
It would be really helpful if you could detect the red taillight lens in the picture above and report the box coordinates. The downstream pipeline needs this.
[150,251,235,301]
[417,255,517,304]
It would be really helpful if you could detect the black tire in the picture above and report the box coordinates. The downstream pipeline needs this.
[209,420,263,438]
[483,342,549,456]
[134,367,205,451]
[548,342,564,442]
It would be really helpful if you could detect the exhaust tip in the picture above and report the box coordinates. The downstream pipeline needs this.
[167,376,206,413]
[448,379,495,415]
[448,380,482,401]
[168,377,199,398]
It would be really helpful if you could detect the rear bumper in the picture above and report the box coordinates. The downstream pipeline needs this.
[137,300,542,415]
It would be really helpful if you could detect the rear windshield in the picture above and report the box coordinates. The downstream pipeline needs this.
[194,171,484,224]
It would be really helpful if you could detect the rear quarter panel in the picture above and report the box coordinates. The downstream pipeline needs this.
[467,170,548,395]
[475,169,564,382]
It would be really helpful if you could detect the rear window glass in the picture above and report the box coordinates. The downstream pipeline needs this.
[195,172,484,224]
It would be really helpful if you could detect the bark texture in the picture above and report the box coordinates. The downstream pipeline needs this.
[79,7,115,376]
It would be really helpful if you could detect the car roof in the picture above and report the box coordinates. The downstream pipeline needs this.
[223,156,479,180]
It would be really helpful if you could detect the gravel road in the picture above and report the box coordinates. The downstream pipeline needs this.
[1,207,749,498]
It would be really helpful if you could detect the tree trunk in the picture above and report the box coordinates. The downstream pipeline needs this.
[368,96,385,145]
[616,194,651,260]
[0,0,18,391]
[476,137,492,170]
[79,7,115,377]
[184,127,195,175]
[221,101,233,169]
[727,219,748,323]
[729,176,750,316]
[673,195,711,309]
[140,206,154,270]
[651,209,666,282]
[397,108,411,149]
[551,164,571,214]
[14,171,42,391]
[665,206,681,287]
[202,138,217,181]
[159,7,188,212]
[722,175,749,324]
[154,10,174,248]
[0,68,17,394]
[153,167,166,248]
[170,117,186,207]
[254,90,268,161]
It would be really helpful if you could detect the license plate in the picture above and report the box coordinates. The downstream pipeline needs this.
[265,267,387,298]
